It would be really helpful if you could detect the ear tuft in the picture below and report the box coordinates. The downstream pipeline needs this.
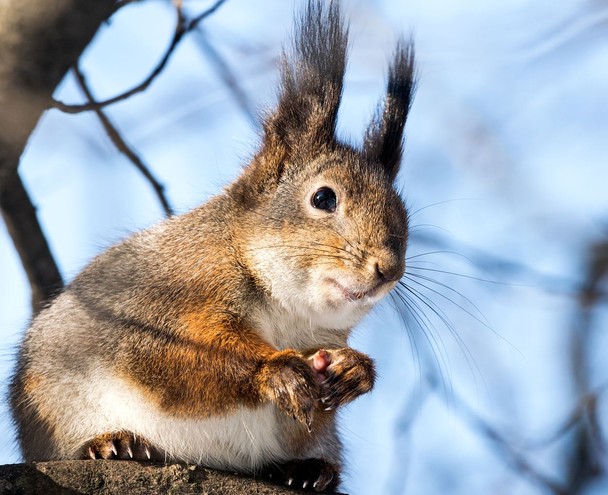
[364,39,416,181]
[264,0,348,153]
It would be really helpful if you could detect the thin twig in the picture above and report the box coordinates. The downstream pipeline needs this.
[53,0,229,114]
[524,383,608,450]
[192,28,258,126]
[73,66,173,217]
[428,378,568,495]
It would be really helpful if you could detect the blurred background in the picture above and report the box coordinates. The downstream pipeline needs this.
[2,0,608,493]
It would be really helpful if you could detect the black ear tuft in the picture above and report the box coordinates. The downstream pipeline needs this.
[364,40,416,182]
[265,0,348,152]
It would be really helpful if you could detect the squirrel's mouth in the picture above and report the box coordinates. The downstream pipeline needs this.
[326,278,386,303]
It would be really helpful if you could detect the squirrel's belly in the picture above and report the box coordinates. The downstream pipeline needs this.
[67,371,294,471]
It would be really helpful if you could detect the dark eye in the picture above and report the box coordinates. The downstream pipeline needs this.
[311,187,337,212]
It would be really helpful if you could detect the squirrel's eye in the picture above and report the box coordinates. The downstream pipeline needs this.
[311,187,337,212]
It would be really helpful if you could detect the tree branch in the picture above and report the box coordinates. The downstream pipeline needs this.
[53,0,229,114]
[566,238,608,493]
[0,461,335,495]
[0,171,63,313]
[73,67,174,217]
[428,378,568,495]
[0,0,117,312]
[192,28,259,126]
[0,0,117,185]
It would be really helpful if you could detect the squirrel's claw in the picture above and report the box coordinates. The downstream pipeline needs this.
[262,458,339,493]
[315,348,376,411]
[81,432,159,461]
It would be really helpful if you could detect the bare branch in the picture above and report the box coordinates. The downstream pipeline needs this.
[0,0,116,183]
[192,28,259,126]
[73,67,173,218]
[526,384,608,450]
[566,237,608,493]
[0,0,116,313]
[53,0,229,114]
[427,378,568,495]
[0,171,63,314]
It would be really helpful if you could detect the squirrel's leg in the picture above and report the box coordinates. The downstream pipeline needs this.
[307,348,376,411]
[116,319,321,427]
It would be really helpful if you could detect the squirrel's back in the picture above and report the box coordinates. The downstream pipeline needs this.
[10,2,415,491]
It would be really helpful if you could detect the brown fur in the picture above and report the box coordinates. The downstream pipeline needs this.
[10,1,416,491]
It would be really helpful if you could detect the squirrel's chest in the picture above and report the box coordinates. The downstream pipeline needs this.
[252,303,349,351]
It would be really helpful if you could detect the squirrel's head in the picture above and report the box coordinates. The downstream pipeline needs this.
[232,1,415,330]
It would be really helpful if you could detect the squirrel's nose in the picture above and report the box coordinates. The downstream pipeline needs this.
[373,259,404,283]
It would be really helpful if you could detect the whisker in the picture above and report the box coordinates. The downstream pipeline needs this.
[405,250,460,261]
[310,240,363,263]
[282,256,352,265]
[392,285,453,396]
[327,225,358,252]
[249,243,353,258]
[395,284,454,367]
[388,293,422,380]
[407,198,476,220]
[403,274,492,330]
[409,265,520,287]
[398,281,482,385]
[408,224,453,236]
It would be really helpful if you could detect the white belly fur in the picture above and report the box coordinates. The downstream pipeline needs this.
[60,370,293,471]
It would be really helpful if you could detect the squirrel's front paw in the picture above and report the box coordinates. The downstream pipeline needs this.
[258,350,320,430]
[82,431,160,461]
[309,348,375,410]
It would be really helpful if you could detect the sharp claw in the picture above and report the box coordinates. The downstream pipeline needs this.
[88,447,96,460]
[287,477,294,486]
[127,445,133,459]
[110,441,117,456]
[324,406,334,411]
[145,446,151,459]
[320,397,328,404]
[303,480,309,489]
[306,418,313,433]
[313,474,333,491]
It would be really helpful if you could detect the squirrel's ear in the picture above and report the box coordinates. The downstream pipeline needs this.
[363,40,416,182]
[263,0,348,156]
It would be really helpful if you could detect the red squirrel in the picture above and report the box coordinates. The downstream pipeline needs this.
[9,1,415,492]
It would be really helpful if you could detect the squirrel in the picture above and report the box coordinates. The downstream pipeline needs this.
[9,1,415,492]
